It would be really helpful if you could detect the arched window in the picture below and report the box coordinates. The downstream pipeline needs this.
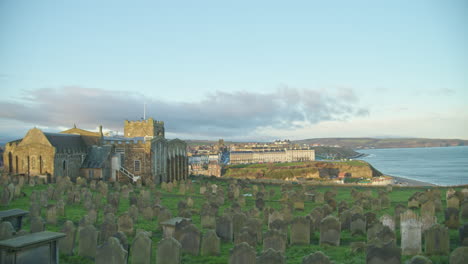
[63,160,67,171]
[8,152,12,173]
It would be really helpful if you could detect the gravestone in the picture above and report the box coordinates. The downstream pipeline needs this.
[270,219,288,235]
[449,246,468,264]
[59,220,76,256]
[290,216,310,245]
[263,229,287,253]
[229,242,256,264]
[201,230,220,256]
[460,223,468,246]
[235,227,257,247]
[350,213,366,236]
[100,213,117,244]
[95,237,127,264]
[366,241,401,264]
[444,208,460,229]
[302,251,332,264]
[257,248,285,264]
[421,201,435,218]
[216,215,234,242]
[421,214,437,233]
[406,255,432,264]
[447,196,460,209]
[118,213,134,236]
[46,205,57,225]
[400,210,422,255]
[268,211,284,229]
[320,215,341,246]
[30,216,45,233]
[461,201,468,220]
[232,213,247,239]
[0,221,15,240]
[131,231,152,264]
[424,224,449,255]
[156,237,181,264]
[179,224,201,255]
[380,214,395,231]
[339,209,352,231]
[78,225,98,259]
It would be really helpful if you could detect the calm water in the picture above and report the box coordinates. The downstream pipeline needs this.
[357,146,468,186]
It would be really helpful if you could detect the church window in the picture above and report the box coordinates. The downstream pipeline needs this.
[134,160,141,172]
[88,170,94,179]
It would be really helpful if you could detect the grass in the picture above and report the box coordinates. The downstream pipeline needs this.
[1,178,466,264]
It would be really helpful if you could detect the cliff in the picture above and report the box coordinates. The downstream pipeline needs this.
[223,161,382,181]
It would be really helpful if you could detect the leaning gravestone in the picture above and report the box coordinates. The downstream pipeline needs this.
[156,237,181,264]
[229,242,256,264]
[450,246,468,264]
[59,220,76,255]
[78,224,98,259]
[257,248,285,264]
[400,210,422,255]
[406,255,432,264]
[320,215,341,246]
[290,216,310,245]
[95,236,128,264]
[302,251,332,264]
[201,230,220,256]
[131,231,152,264]
[424,224,449,255]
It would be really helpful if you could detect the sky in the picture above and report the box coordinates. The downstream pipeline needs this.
[0,0,467,142]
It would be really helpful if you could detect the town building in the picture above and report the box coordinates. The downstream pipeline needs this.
[2,118,188,184]
[229,148,315,164]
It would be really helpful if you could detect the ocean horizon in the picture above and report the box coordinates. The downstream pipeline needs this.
[357,146,468,186]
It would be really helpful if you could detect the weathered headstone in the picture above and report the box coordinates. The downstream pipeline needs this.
[380,214,395,231]
[263,229,287,253]
[406,255,432,264]
[366,241,401,264]
[59,220,76,255]
[400,210,422,255]
[100,213,117,244]
[96,236,128,264]
[290,216,310,245]
[319,215,341,246]
[201,230,220,256]
[179,224,201,255]
[424,224,449,255]
[28,215,45,233]
[302,251,332,264]
[156,237,181,264]
[350,213,366,236]
[0,221,15,240]
[229,242,256,264]
[444,208,460,229]
[46,204,57,225]
[257,248,285,264]
[78,225,98,259]
[460,223,468,246]
[118,213,134,236]
[449,246,468,264]
[131,231,152,264]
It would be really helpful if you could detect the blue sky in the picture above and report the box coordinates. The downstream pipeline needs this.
[1,0,467,141]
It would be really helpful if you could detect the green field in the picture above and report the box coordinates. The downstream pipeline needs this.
[1,177,466,264]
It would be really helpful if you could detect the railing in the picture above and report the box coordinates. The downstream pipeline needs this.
[119,166,140,183]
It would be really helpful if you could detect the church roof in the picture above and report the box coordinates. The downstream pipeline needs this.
[81,145,113,169]
[43,133,87,153]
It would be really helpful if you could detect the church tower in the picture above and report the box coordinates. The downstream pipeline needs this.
[123,118,165,139]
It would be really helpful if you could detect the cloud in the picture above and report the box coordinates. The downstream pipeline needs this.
[0,86,369,139]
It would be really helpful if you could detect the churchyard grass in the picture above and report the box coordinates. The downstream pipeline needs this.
[0,177,466,263]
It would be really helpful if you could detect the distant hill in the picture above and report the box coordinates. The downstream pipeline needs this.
[293,138,468,149]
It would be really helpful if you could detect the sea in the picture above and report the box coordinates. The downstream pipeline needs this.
[357,146,468,186]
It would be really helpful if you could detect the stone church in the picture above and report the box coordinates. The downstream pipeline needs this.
[2,118,188,184]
